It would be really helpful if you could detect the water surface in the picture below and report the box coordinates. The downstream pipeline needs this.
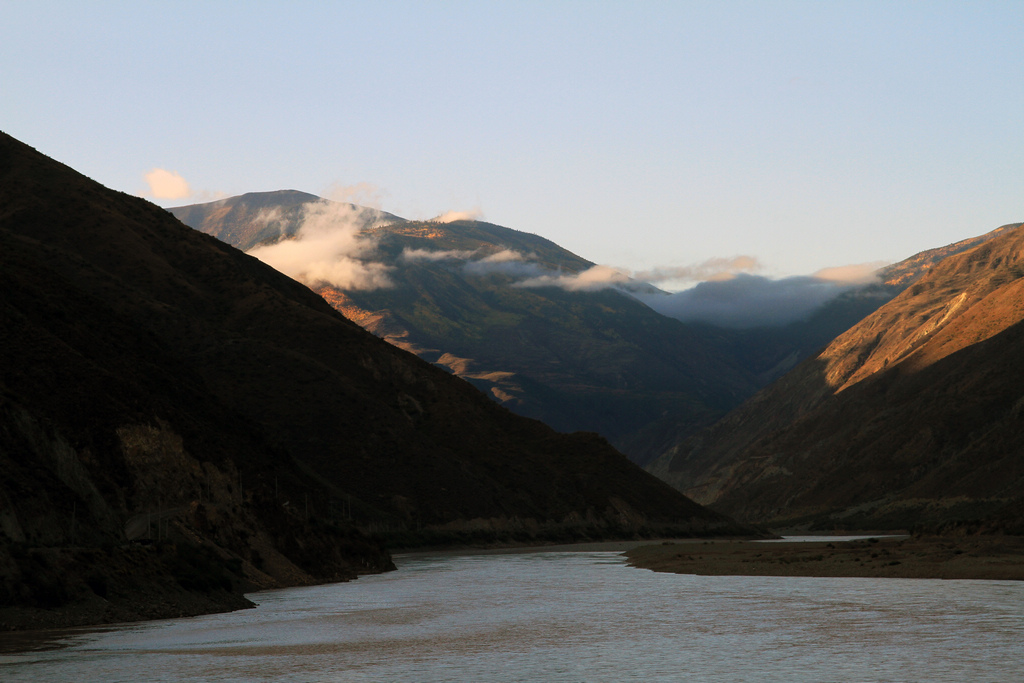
[2,549,1021,682]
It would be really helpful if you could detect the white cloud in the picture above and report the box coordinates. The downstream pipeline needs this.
[631,256,761,285]
[812,261,886,285]
[462,249,548,277]
[247,200,393,290]
[516,264,632,292]
[430,209,484,223]
[478,249,524,263]
[143,168,191,199]
[401,247,480,262]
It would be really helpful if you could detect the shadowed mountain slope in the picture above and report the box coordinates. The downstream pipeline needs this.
[648,221,1024,532]
[0,133,749,629]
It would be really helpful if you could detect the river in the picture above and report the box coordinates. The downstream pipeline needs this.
[2,545,1022,682]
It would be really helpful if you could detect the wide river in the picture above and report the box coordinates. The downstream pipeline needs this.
[2,544,1023,682]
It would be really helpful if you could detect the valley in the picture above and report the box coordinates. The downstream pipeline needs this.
[2,131,1022,633]
[175,191,987,467]
[0,133,750,631]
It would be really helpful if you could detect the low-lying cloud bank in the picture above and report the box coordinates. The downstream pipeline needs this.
[509,255,764,295]
[516,265,632,292]
[632,261,887,328]
[401,246,550,278]
[401,247,479,262]
[632,272,876,328]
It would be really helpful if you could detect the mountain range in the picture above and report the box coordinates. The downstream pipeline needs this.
[171,193,1012,468]
[173,190,1024,535]
[0,132,747,630]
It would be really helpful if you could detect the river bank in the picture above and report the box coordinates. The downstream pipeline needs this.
[4,548,1023,682]
[0,535,747,634]
[625,535,1024,580]
[7,534,1020,637]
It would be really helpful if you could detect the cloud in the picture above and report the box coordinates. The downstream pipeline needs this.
[632,256,761,284]
[247,200,393,290]
[453,246,888,327]
[431,209,484,223]
[502,255,761,295]
[243,199,884,326]
[478,249,525,264]
[812,261,887,285]
[462,249,549,277]
[399,247,536,272]
[401,247,480,262]
[143,168,191,199]
[633,267,884,328]
[253,207,285,226]
[459,250,647,292]
[516,265,632,292]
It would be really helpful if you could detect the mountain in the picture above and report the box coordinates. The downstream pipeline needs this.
[623,223,1020,464]
[0,133,750,630]
[169,190,402,251]
[173,194,760,465]
[647,221,1024,532]
[174,193,1019,481]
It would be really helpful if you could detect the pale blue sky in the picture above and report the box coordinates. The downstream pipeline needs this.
[4,1,1022,279]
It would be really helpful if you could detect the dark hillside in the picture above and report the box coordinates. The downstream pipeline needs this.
[0,133,748,628]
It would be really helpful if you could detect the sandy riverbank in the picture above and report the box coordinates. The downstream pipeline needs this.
[625,535,1024,580]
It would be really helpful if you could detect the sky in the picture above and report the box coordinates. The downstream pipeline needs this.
[3,1,1023,285]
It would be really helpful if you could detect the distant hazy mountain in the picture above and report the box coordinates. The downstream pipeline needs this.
[0,133,747,629]
[647,221,1024,533]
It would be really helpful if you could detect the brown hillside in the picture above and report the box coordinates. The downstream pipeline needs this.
[649,221,1024,532]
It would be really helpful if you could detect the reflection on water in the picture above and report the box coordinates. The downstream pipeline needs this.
[1,549,1022,682]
